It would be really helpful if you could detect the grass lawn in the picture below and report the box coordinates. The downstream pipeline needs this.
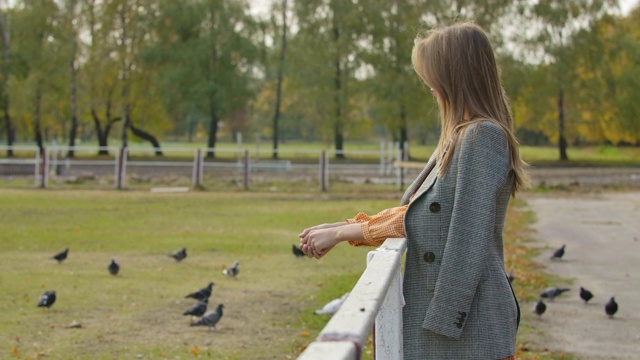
[0,188,568,359]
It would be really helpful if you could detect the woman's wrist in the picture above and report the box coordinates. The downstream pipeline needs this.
[336,223,364,243]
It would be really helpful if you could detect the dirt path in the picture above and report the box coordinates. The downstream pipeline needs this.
[524,192,640,359]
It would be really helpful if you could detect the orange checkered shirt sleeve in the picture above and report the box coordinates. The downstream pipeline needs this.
[346,205,408,247]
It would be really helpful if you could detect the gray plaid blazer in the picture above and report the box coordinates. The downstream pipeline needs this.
[400,121,519,359]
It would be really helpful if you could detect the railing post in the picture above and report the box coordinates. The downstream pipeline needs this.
[116,147,127,190]
[297,238,407,360]
[320,150,327,192]
[192,149,204,189]
[244,150,250,190]
[374,260,404,359]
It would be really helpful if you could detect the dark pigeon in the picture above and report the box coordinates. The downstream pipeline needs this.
[108,259,120,276]
[550,244,565,260]
[183,298,208,317]
[579,287,594,304]
[37,291,56,308]
[292,244,306,257]
[190,304,224,330]
[222,261,240,278]
[533,298,546,318]
[540,287,570,301]
[507,269,515,284]
[51,248,69,263]
[605,297,618,318]
[185,282,214,301]
[169,247,187,262]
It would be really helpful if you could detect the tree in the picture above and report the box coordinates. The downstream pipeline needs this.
[148,0,258,159]
[11,0,63,150]
[270,0,287,159]
[61,0,81,157]
[0,2,14,156]
[510,0,619,160]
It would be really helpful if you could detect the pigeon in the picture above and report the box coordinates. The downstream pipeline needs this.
[292,244,306,257]
[183,298,208,317]
[51,248,69,263]
[579,287,594,304]
[185,282,214,301]
[169,247,187,262]
[550,244,565,260]
[108,259,120,276]
[37,291,56,309]
[314,292,350,315]
[222,261,240,278]
[605,297,618,318]
[533,298,546,318]
[507,269,515,284]
[190,304,224,330]
[540,287,570,301]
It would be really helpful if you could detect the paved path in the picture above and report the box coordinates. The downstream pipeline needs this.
[525,192,640,359]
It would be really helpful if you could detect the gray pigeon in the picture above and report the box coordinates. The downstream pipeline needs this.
[222,261,240,278]
[533,298,546,318]
[108,259,120,276]
[540,287,570,301]
[185,282,214,301]
[579,287,594,304]
[183,298,208,317]
[169,247,187,262]
[314,292,350,315]
[37,290,56,309]
[550,244,565,260]
[51,248,69,263]
[292,244,305,257]
[605,297,618,318]
[190,304,224,330]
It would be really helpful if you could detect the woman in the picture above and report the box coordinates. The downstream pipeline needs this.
[299,21,528,359]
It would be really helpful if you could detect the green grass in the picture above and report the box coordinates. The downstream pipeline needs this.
[0,188,577,359]
[0,188,397,359]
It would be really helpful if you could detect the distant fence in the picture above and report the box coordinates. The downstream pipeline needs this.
[0,143,415,191]
[297,237,407,360]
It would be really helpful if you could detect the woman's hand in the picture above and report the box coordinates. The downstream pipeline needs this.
[298,222,346,240]
[298,222,363,259]
[300,227,340,259]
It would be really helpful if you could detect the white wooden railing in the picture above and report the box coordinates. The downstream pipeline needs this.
[297,237,407,360]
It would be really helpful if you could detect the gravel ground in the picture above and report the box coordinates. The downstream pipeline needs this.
[524,191,640,359]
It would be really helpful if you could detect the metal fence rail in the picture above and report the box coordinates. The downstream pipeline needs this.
[0,144,412,190]
[298,237,407,360]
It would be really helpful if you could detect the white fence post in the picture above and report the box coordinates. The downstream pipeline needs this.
[192,149,204,189]
[115,147,127,190]
[320,150,328,192]
[244,150,250,190]
[297,238,407,360]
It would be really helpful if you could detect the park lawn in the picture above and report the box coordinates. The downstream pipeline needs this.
[0,188,394,359]
[0,188,569,360]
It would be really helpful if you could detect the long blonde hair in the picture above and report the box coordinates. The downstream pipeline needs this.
[411,21,529,194]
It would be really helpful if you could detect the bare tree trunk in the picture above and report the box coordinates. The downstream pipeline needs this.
[92,107,121,156]
[130,119,163,156]
[0,9,14,157]
[67,49,79,158]
[332,22,345,159]
[206,99,219,159]
[558,88,569,161]
[271,0,288,160]
[34,86,43,150]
